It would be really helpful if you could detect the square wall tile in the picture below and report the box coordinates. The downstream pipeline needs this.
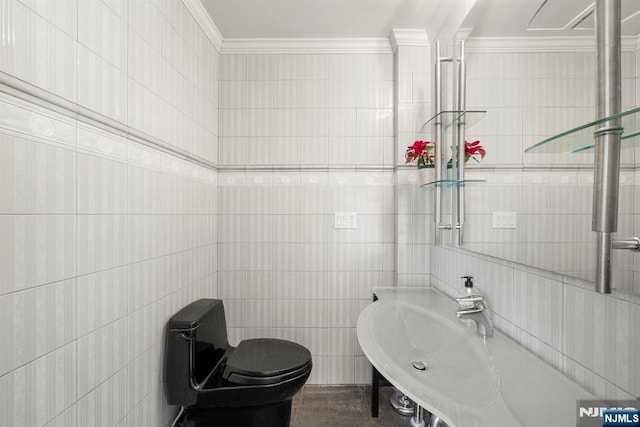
[0,134,77,215]
[76,368,128,427]
[77,215,128,276]
[77,318,128,397]
[0,215,76,292]
[77,267,127,337]
[8,342,77,427]
[78,0,126,69]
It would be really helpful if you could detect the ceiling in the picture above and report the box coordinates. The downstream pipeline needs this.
[464,0,640,37]
[200,0,441,39]
[200,0,640,39]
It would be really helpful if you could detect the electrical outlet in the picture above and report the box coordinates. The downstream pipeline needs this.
[492,211,516,229]
[334,212,357,229]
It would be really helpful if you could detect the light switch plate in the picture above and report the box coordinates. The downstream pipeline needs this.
[334,212,357,229]
[493,211,517,229]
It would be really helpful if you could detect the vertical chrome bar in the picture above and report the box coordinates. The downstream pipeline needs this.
[411,404,425,427]
[595,232,614,293]
[593,0,621,294]
[456,40,467,245]
[434,41,442,244]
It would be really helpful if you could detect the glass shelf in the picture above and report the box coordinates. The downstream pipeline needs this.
[420,178,486,188]
[524,106,640,154]
[421,110,487,130]
[570,128,640,153]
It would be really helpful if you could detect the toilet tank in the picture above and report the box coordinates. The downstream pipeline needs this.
[164,299,231,406]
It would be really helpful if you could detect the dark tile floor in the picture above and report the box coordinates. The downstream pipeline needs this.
[290,385,416,427]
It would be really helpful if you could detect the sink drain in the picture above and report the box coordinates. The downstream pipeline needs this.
[411,360,429,371]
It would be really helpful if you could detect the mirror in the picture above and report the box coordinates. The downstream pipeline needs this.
[449,0,640,295]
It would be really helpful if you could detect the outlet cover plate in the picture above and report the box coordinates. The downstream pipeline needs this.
[335,212,357,229]
[493,211,516,229]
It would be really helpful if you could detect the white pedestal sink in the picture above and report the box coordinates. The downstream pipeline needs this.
[357,287,599,427]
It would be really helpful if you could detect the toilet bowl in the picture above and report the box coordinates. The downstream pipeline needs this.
[164,299,312,427]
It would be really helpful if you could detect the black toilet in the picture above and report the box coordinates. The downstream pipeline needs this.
[164,299,312,427]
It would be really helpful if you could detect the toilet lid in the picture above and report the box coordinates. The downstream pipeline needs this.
[223,338,312,385]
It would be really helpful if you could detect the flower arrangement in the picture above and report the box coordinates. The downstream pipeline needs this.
[447,140,486,167]
[406,139,486,168]
[405,140,435,168]
[462,140,486,163]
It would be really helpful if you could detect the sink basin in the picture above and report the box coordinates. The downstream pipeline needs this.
[357,287,598,427]
[370,300,498,409]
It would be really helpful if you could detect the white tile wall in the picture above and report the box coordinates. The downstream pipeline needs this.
[218,43,431,384]
[1,0,78,102]
[219,53,393,168]
[216,49,426,385]
[217,169,395,384]
[78,0,127,70]
[0,342,78,427]
[0,1,219,427]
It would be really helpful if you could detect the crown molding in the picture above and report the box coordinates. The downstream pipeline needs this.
[455,28,472,42]
[466,36,638,53]
[390,29,429,51]
[182,0,224,52]
[220,38,393,54]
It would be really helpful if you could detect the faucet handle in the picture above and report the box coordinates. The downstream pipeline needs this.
[456,307,485,316]
[455,294,484,303]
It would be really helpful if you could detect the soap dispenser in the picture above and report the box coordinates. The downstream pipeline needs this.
[458,276,475,325]
[458,276,475,307]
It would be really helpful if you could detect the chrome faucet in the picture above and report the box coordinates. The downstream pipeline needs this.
[455,295,494,337]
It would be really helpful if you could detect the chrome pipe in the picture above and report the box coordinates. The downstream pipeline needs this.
[592,0,621,294]
[170,407,185,427]
[595,232,613,294]
[428,415,447,427]
[410,404,426,427]
[434,41,442,245]
[612,237,640,251]
[456,40,467,246]
[592,128,622,234]
[434,42,454,242]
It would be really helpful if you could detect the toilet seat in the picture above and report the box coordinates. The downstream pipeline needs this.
[223,338,312,386]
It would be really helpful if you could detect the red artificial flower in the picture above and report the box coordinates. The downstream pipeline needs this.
[405,140,435,167]
[464,140,486,163]
[447,139,486,167]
